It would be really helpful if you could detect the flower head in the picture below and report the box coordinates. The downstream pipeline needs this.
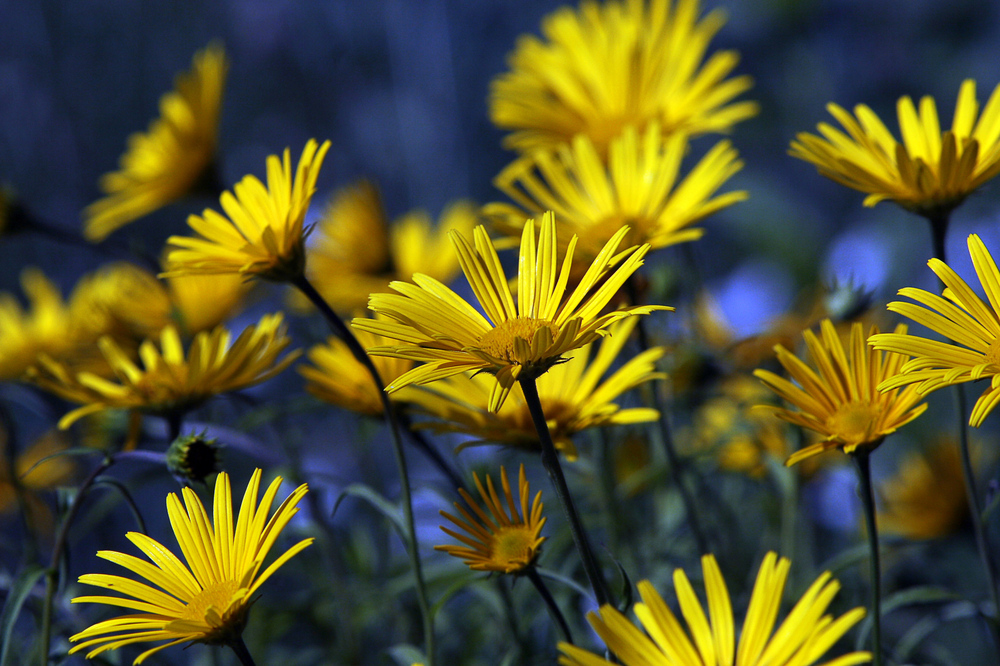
[164,268,253,336]
[163,139,331,282]
[558,552,870,666]
[436,464,545,574]
[69,469,311,663]
[299,180,477,313]
[790,79,1000,217]
[68,262,173,345]
[485,123,746,269]
[0,269,78,380]
[84,43,228,241]
[489,0,757,154]
[754,319,927,466]
[870,234,1000,427]
[353,212,669,412]
[406,317,664,459]
[28,313,299,428]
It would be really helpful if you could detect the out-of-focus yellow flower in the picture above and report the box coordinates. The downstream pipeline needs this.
[84,43,228,241]
[69,469,311,663]
[436,464,545,574]
[790,80,1000,218]
[486,124,745,269]
[877,440,970,541]
[489,0,757,154]
[558,552,870,666]
[354,212,669,412]
[28,314,299,429]
[69,262,173,344]
[0,269,78,381]
[0,428,75,517]
[872,235,1000,428]
[299,180,477,313]
[163,139,331,282]
[406,317,664,459]
[164,270,253,336]
[755,320,927,466]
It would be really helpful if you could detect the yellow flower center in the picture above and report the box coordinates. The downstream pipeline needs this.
[825,402,882,448]
[491,526,537,571]
[984,337,1000,367]
[478,317,559,363]
[180,579,242,626]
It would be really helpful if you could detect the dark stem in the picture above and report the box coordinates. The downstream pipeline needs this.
[292,274,435,665]
[526,566,573,645]
[39,455,115,665]
[165,411,184,443]
[229,636,258,666]
[925,211,950,262]
[519,375,611,607]
[496,579,531,660]
[0,400,40,563]
[398,410,465,490]
[852,450,882,666]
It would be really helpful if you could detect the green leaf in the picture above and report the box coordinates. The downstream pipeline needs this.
[332,484,405,538]
[0,565,47,666]
[535,567,594,602]
[386,643,425,666]
[854,586,961,650]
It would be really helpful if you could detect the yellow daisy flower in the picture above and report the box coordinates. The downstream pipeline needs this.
[352,211,670,412]
[84,43,228,241]
[558,552,871,666]
[27,313,299,429]
[489,0,757,154]
[301,180,477,313]
[436,464,545,574]
[406,317,664,459]
[754,319,927,466]
[486,123,746,266]
[68,262,173,344]
[164,270,253,336]
[162,139,331,282]
[69,469,311,663]
[0,268,78,380]
[870,234,1000,427]
[790,79,1000,217]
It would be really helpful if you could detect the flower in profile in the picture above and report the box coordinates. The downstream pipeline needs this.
[870,234,1000,427]
[0,268,78,380]
[790,79,1000,218]
[489,0,757,154]
[162,139,331,282]
[559,552,870,666]
[68,262,173,345]
[300,180,477,313]
[406,317,664,459]
[69,469,311,663]
[83,43,228,242]
[754,319,927,466]
[436,464,545,574]
[877,439,970,540]
[27,313,299,428]
[485,124,746,271]
[353,211,669,411]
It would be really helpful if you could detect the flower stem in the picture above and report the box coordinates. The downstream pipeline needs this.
[398,411,465,490]
[519,375,611,607]
[852,450,882,666]
[229,636,258,666]
[526,566,573,645]
[292,275,435,665]
[39,455,115,666]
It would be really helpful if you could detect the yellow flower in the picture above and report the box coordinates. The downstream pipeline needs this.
[298,321,418,417]
[163,139,331,282]
[69,469,311,663]
[489,0,757,154]
[436,464,545,574]
[754,320,927,466]
[27,313,299,428]
[164,269,253,336]
[352,211,670,411]
[558,552,871,666]
[83,43,228,242]
[0,268,77,380]
[0,429,75,516]
[406,317,664,459]
[870,234,1000,427]
[877,439,969,541]
[68,262,173,345]
[790,80,1000,217]
[486,123,746,266]
[301,180,477,313]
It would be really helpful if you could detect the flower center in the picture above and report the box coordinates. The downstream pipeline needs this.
[478,317,559,363]
[825,402,882,447]
[985,337,1000,367]
[180,579,242,626]
[491,526,537,571]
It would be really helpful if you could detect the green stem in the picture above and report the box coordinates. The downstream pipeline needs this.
[229,636,258,666]
[852,450,882,666]
[39,455,115,665]
[519,375,611,607]
[526,566,573,645]
[292,275,435,665]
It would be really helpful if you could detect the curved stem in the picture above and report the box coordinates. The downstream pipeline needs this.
[39,455,115,665]
[292,275,435,665]
[519,375,611,607]
[852,450,882,666]
[526,566,573,645]
[229,636,258,666]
